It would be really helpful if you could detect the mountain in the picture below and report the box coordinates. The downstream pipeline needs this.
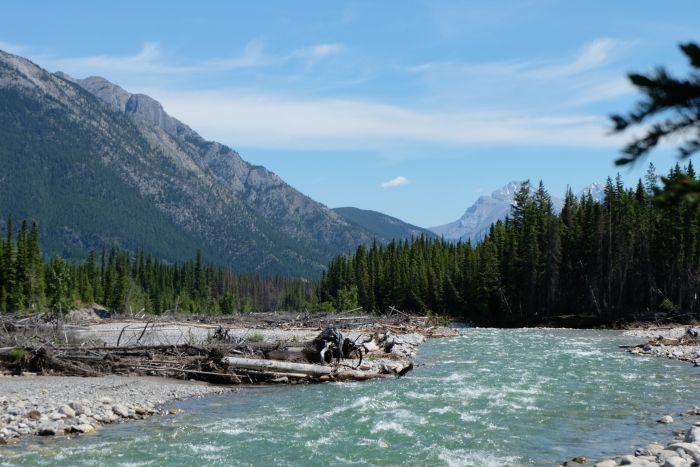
[0,49,378,276]
[333,207,436,241]
[430,181,601,242]
[579,182,606,202]
[430,182,524,242]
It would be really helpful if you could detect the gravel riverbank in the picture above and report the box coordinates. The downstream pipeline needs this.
[0,375,232,445]
[0,315,438,446]
[622,326,700,366]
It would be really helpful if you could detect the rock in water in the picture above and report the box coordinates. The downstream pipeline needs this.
[71,424,94,434]
[37,425,57,436]
[658,415,674,424]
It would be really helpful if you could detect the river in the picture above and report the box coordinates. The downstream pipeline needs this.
[2,329,698,466]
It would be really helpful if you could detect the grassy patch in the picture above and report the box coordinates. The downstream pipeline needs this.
[246,333,264,343]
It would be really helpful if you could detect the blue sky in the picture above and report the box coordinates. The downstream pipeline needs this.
[2,1,699,227]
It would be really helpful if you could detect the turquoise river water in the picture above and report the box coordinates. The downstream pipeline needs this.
[1,329,699,466]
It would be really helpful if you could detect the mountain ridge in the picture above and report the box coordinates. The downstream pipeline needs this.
[333,207,435,241]
[0,49,392,276]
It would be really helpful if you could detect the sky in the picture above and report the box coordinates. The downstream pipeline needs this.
[2,1,699,227]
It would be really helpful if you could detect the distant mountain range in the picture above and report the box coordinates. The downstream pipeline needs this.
[333,207,435,242]
[429,181,605,242]
[0,49,427,276]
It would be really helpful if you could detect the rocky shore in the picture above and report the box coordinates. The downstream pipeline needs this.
[622,326,700,366]
[565,419,700,467]
[0,375,232,445]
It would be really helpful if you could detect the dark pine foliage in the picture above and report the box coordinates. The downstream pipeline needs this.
[612,42,700,204]
[319,164,700,327]
[0,219,315,315]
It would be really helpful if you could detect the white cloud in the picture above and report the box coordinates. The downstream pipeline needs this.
[32,40,341,78]
[5,37,634,153]
[145,88,622,151]
[290,43,342,64]
[571,77,634,105]
[407,38,636,112]
[411,38,630,81]
[381,176,409,189]
[34,40,269,76]
[526,38,627,79]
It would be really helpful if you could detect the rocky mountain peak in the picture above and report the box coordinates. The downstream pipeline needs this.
[75,76,131,113]
[491,180,525,201]
[578,182,606,201]
[72,75,191,139]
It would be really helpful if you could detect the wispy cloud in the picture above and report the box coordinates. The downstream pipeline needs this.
[411,38,630,80]
[408,38,635,111]
[289,43,342,65]
[31,40,270,76]
[146,88,623,151]
[381,176,409,189]
[4,37,634,153]
[571,77,634,105]
[526,38,628,79]
[32,40,343,77]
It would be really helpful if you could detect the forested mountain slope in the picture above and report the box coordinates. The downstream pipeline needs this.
[333,207,435,241]
[0,49,379,276]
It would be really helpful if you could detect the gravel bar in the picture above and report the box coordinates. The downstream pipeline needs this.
[0,375,232,444]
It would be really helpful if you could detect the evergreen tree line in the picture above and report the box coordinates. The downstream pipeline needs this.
[0,221,316,315]
[318,163,700,326]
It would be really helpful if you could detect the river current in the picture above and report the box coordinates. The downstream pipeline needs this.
[2,329,699,466]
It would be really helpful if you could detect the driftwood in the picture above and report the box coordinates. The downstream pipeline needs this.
[223,357,332,376]
[222,357,387,381]
[0,311,448,385]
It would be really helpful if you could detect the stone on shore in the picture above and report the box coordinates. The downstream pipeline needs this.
[70,423,95,434]
[684,426,700,443]
[58,405,76,418]
[661,457,691,467]
[111,405,130,418]
[594,460,617,467]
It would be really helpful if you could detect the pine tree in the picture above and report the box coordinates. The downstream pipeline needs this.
[46,256,71,315]
[26,222,45,311]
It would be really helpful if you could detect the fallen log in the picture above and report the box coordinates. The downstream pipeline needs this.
[222,357,332,377]
[130,366,242,383]
[222,356,391,381]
